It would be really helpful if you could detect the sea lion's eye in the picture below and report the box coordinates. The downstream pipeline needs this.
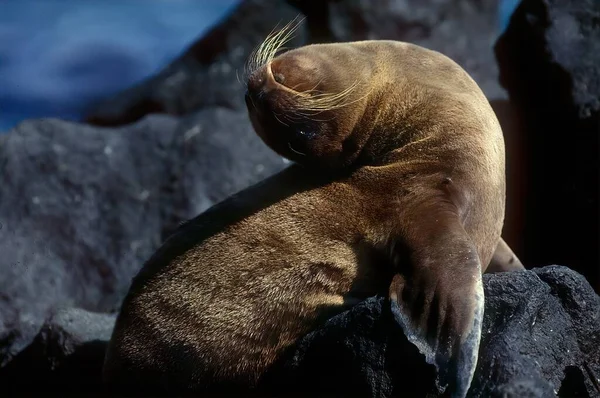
[296,129,316,139]
[274,73,285,85]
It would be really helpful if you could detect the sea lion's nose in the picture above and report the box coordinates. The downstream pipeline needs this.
[247,56,315,99]
[246,63,283,101]
[247,67,267,96]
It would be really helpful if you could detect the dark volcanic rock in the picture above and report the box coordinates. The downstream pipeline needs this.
[86,0,505,127]
[0,115,180,367]
[167,107,286,220]
[471,266,600,397]
[268,266,600,397]
[0,308,116,395]
[2,266,598,397]
[0,109,284,370]
[495,0,600,291]
[496,0,600,124]
[261,296,441,397]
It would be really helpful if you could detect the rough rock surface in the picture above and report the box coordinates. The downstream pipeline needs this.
[167,107,286,220]
[269,266,600,397]
[495,0,600,291]
[0,110,284,370]
[1,266,598,397]
[0,115,179,368]
[0,308,116,395]
[471,266,600,397]
[86,0,505,127]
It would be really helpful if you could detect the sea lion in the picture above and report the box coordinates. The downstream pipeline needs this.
[103,22,524,397]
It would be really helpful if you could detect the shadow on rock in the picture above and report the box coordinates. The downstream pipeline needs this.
[494,0,599,292]
[0,308,115,397]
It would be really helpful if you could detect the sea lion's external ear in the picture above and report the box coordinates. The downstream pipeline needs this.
[388,210,484,398]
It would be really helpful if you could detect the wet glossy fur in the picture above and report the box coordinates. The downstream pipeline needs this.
[104,40,524,397]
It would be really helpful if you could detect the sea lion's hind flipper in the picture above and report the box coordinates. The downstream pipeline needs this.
[389,236,484,398]
[486,237,525,273]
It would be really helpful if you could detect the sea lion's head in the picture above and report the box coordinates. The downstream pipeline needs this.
[244,21,378,169]
[244,21,487,171]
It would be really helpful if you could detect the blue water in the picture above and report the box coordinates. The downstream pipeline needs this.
[0,0,520,133]
[0,0,240,132]
[498,0,521,33]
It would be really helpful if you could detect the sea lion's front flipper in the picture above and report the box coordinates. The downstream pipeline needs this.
[486,237,525,273]
[388,208,484,398]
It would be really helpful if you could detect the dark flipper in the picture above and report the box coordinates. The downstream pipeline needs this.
[486,237,525,273]
[388,204,484,398]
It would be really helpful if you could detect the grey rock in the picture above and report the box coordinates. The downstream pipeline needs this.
[168,107,286,220]
[0,307,115,395]
[494,0,600,291]
[0,115,180,366]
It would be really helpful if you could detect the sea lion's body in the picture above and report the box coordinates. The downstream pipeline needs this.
[104,39,523,397]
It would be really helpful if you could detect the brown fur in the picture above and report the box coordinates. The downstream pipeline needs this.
[103,40,523,397]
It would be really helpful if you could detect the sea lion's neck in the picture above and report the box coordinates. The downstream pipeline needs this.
[352,81,437,167]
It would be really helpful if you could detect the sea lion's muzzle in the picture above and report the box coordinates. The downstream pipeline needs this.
[246,61,315,134]
[246,62,303,102]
